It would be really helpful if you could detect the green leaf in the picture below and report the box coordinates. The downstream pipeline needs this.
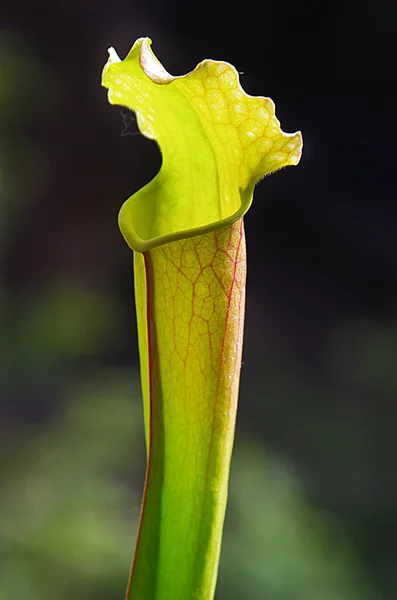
[102,38,302,600]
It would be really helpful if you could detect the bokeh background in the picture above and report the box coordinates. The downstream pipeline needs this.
[1,1,396,598]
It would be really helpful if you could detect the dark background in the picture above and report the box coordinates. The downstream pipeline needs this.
[1,1,396,598]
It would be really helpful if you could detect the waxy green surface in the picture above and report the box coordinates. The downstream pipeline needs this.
[102,38,302,599]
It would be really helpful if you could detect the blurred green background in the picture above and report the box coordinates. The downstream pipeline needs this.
[1,1,397,598]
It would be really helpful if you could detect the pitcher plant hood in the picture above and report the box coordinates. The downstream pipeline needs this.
[102,37,302,252]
